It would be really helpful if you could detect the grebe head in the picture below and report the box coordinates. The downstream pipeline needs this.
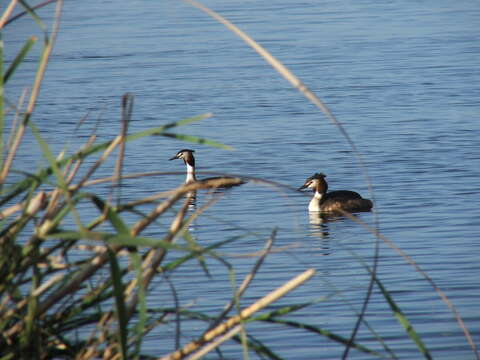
[169,149,195,167]
[298,173,328,194]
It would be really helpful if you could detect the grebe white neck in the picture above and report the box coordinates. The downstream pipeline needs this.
[308,191,323,212]
[185,163,196,183]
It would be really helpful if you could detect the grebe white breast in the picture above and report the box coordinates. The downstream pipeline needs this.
[298,173,372,213]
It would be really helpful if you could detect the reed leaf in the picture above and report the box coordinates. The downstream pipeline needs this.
[182,230,211,278]
[161,132,233,150]
[160,235,244,273]
[130,250,147,357]
[234,334,284,360]
[29,121,67,192]
[125,112,213,142]
[46,230,193,251]
[90,195,130,235]
[348,249,432,359]
[18,0,47,34]
[0,32,3,169]
[249,296,385,357]
[3,36,38,84]
[90,194,148,356]
[265,318,383,358]
[374,277,432,359]
[107,248,129,360]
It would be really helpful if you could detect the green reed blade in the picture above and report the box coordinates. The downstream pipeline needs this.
[18,0,47,34]
[374,277,432,359]
[250,296,384,358]
[107,248,128,360]
[89,194,147,356]
[0,33,3,169]
[3,36,38,84]
[90,195,130,235]
[29,121,67,191]
[130,250,147,357]
[183,230,211,278]
[351,249,432,359]
[126,112,213,142]
[161,235,244,273]
[29,119,88,232]
[47,230,193,252]
[162,132,233,150]
[264,318,383,358]
[233,334,284,360]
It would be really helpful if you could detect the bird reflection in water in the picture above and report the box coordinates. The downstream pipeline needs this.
[307,212,331,256]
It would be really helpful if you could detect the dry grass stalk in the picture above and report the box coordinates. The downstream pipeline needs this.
[189,325,242,360]
[206,229,276,332]
[0,0,18,29]
[0,0,64,185]
[159,268,316,360]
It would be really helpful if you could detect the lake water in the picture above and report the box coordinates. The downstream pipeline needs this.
[4,0,480,358]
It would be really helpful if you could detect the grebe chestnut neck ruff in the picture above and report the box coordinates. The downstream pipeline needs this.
[169,149,245,188]
[298,173,372,213]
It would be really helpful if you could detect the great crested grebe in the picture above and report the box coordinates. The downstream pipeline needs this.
[298,173,373,213]
[169,149,245,187]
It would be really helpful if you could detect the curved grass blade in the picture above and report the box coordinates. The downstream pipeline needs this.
[235,333,284,360]
[3,0,57,27]
[130,251,147,357]
[263,318,383,358]
[126,112,213,142]
[182,230,211,278]
[161,235,244,273]
[247,297,384,357]
[29,121,67,191]
[46,230,193,251]
[29,119,88,233]
[0,32,4,172]
[345,248,432,359]
[18,0,47,34]
[161,132,233,150]
[3,36,38,84]
[375,276,432,359]
[90,195,129,235]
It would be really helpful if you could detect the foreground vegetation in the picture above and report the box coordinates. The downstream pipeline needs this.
[1,1,477,359]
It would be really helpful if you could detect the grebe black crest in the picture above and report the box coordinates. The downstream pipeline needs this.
[298,173,372,213]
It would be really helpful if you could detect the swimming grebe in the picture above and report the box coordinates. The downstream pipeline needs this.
[298,173,372,213]
[169,149,197,183]
[169,149,245,187]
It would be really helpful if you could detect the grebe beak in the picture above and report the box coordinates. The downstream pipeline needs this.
[297,183,309,191]
[169,154,179,161]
